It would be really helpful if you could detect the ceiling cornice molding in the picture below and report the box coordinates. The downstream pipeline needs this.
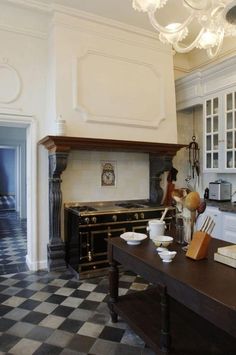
[5,0,171,54]
[174,47,236,75]
[52,12,170,55]
[5,0,52,13]
[0,22,48,39]
[53,4,158,40]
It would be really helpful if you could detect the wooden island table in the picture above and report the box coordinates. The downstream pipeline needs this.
[108,237,236,354]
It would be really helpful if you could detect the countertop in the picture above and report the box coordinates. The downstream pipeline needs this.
[206,200,236,213]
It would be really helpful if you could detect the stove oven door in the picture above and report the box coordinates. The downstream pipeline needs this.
[78,224,127,274]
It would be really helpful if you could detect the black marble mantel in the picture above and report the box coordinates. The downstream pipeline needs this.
[39,135,186,271]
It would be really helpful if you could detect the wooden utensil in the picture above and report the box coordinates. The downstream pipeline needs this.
[160,207,169,222]
[195,200,206,222]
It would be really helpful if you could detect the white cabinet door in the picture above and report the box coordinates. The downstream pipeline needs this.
[203,88,236,173]
[222,212,236,243]
[196,206,222,239]
[204,96,221,171]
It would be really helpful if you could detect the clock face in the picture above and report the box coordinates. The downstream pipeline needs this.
[102,171,115,186]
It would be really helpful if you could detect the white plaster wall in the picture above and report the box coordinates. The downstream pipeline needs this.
[50,12,177,143]
[0,3,179,269]
[0,2,49,269]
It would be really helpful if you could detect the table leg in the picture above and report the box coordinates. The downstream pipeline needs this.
[108,260,119,323]
[158,284,171,352]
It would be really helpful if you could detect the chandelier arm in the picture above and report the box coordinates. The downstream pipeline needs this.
[183,0,210,11]
[172,28,205,53]
[148,11,194,34]
[206,30,225,59]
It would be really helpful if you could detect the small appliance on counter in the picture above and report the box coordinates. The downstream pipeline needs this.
[209,180,232,201]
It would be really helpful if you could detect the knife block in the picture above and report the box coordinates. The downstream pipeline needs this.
[186,230,212,260]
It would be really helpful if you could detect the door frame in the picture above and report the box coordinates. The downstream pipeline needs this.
[0,112,37,270]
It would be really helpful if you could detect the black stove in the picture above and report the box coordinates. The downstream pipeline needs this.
[115,202,146,209]
[65,200,164,223]
[64,200,175,278]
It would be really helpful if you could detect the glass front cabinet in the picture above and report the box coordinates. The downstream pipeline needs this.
[204,89,236,172]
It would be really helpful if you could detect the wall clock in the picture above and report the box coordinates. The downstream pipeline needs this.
[101,161,116,186]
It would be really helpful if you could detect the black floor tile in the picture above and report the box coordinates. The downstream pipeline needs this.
[0,304,14,316]
[51,305,74,317]
[58,318,84,333]
[22,311,48,324]
[99,325,125,342]
[16,288,36,298]
[45,294,67,304]
[0,333,21,352]
[70,289,90,299]
[0,317,16,331]
[19,299,41,310]
[67,334,96,353]
[79,299,100,311]
[34,342,63,355]
[41,285,61,293]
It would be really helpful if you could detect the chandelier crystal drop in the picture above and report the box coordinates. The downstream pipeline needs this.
[132,0,236,58]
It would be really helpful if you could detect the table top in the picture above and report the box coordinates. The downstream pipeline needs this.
[109,236,236,337]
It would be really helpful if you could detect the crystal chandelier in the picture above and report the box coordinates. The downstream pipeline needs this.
[132,0,236,58]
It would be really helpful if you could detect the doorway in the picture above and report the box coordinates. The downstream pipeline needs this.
[0,127,27,274]
[0,113,37,272]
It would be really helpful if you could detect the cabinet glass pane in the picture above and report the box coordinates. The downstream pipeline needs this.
[234,92,236,108]
[206,100,211,116]
[213,116,218,132]
[213,134,218,150]
[235,132,236,148]
[227,112,233,129]
[206,153,211,168]
[206,135,211,150]
[234,154,236,168]
[227,151,233,168]
[213,98,218,114]
[227,132,233,149]
[206,117,211,133]
[213,153,218,168]
[227,93,233,110]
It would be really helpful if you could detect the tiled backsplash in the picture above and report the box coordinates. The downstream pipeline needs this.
[62,150,150,203]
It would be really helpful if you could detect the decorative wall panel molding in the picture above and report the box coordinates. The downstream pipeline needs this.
[0,60,22,104]
[73,50,165,128]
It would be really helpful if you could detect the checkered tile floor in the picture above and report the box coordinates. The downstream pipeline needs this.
[0,211,28,275]
[0,210,155,354]
[0,269,155,354]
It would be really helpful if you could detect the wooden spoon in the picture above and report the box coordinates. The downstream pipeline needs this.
[195,200,206,222]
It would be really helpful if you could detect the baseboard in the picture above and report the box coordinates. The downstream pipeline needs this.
[26,255,47,271]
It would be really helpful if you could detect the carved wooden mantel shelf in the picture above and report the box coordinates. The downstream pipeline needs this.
[39,135,186,272]
[39,135,186,156]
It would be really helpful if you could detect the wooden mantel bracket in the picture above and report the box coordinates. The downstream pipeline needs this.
[39,135,186,271]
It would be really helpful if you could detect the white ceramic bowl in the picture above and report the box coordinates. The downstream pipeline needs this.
[159,251,177,263]
[120,232,147,245]
[152,236,173,248]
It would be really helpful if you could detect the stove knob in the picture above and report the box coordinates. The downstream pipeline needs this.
[112,215,117,222]
[134,213,139,220]
[84,217,90,224]
[140,212,145,219]
[92,217,97,224]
